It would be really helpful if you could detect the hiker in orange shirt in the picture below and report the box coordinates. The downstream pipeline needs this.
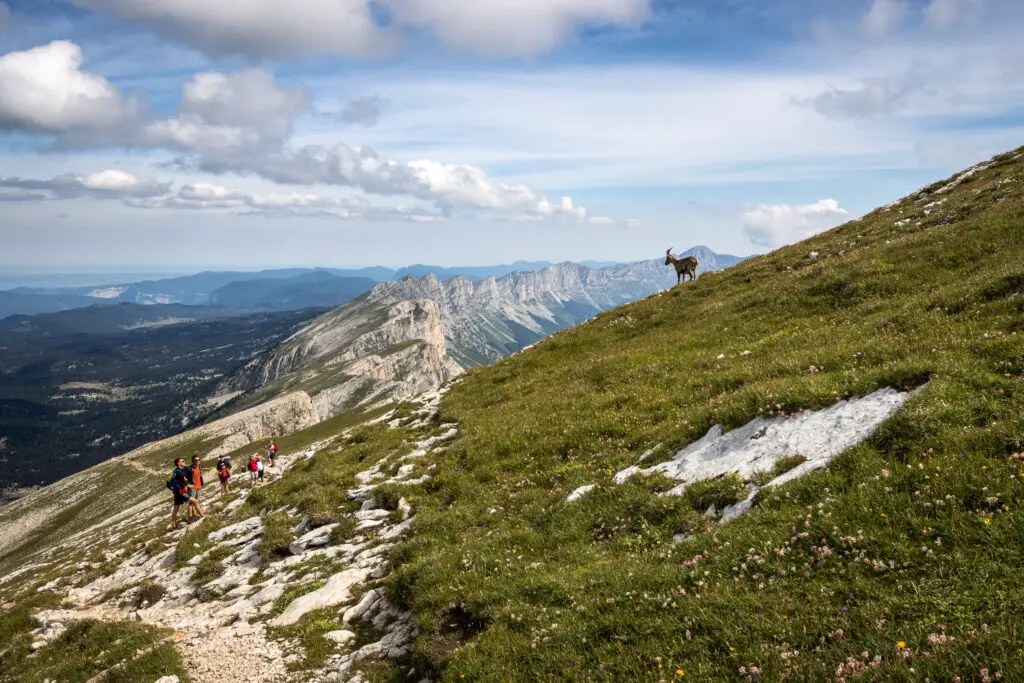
[188,455,206,519]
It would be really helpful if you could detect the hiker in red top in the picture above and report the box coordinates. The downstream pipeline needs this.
[189,455,206,519]
[267,439,279,467]
[217,455,231,494]
[248,453,261,486]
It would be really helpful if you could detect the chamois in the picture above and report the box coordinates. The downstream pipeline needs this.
[665,248,698,285]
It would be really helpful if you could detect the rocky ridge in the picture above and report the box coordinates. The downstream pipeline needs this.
[367,248,736,367]
[216,298,462,421]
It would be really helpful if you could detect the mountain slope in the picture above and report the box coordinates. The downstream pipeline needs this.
[2,149,1022,682]
[214,297,462,420]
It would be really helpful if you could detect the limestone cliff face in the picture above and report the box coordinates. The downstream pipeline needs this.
[365,252,738,367]
[128,391,321,462]
[218,298,461,419]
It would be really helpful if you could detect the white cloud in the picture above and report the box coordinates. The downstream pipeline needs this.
[0,169,170,198]
[799,77,914,118]
[382,0,649,57]
[126,181,446,221]
[68,0,396,60]
[0,42,594,221]
[0,41,138,133]
[862,0,908,38]
[71,0,648,60]
[740,199,850,249]
[143,68,309,158]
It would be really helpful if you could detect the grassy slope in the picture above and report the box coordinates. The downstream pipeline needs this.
[374,149,1024,680]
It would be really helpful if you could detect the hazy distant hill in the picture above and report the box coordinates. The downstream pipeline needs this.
[0,302,241,336]
[209,271,377,311]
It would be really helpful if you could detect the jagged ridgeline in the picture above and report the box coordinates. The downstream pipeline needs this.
[0,147,1022,682]
[203,250,739,422]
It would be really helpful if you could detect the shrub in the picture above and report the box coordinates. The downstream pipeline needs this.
[683,473,748,512]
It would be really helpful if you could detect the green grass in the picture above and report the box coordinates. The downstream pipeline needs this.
[364,147,1024,681]
[0,619,188,683]
[682,472,748,511]
[259,511,296,563]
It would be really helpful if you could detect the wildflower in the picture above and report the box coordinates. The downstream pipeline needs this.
[897,641,906,649]
[676,669,685,677]
[729,647,735,652]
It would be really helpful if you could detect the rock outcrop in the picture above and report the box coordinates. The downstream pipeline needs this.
[216,298,461,419]
[366,251,735,366]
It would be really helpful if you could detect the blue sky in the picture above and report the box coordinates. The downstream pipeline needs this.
[0,0,1022,270]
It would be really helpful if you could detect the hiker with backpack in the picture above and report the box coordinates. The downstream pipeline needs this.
[168,457,201,529]
[217,455,231,493]
[267,439,278,467]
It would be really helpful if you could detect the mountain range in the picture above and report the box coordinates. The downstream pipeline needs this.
[0,255,741,319]
[204,246,738,422]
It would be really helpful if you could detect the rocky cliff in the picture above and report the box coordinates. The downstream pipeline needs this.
[367,248,738,366]
[217,298,461,420]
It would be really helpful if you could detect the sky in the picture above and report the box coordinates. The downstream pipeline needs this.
[0,0,1022,270]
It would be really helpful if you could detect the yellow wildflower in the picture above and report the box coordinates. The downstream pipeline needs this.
[897,641,907,649]
[984,518,992,525]
[676,669,685,677]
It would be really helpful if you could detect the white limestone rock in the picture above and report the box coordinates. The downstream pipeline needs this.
[615,387,917,520]
[566,485,596,503]
[270,567,373,627]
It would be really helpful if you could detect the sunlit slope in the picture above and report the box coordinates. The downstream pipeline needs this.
[383,149,1024,680]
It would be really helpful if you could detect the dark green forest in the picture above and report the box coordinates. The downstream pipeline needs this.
[0,307,323,488]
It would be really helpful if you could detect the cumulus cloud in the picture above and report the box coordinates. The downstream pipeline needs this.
[382,0,649,57]
[862,0,908,38]
[70,0,648,59]
[67,0,396,60]
[142,68,309,159]
[0,41,597,222]
[340,96,387,126]
[0,170,171,198]
[799,77,914,118]
[0,41,139,133]
[127,182,445,221]
[740,199,849,249]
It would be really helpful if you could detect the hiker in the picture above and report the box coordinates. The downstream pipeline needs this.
[248,453,260,485]
[257,451,265,483]
[188,455,206,519]
[168,458,200,529]
[267,439,278,467]
[217,455,231,494]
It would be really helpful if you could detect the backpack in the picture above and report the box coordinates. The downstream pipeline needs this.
[167,468,187,494]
